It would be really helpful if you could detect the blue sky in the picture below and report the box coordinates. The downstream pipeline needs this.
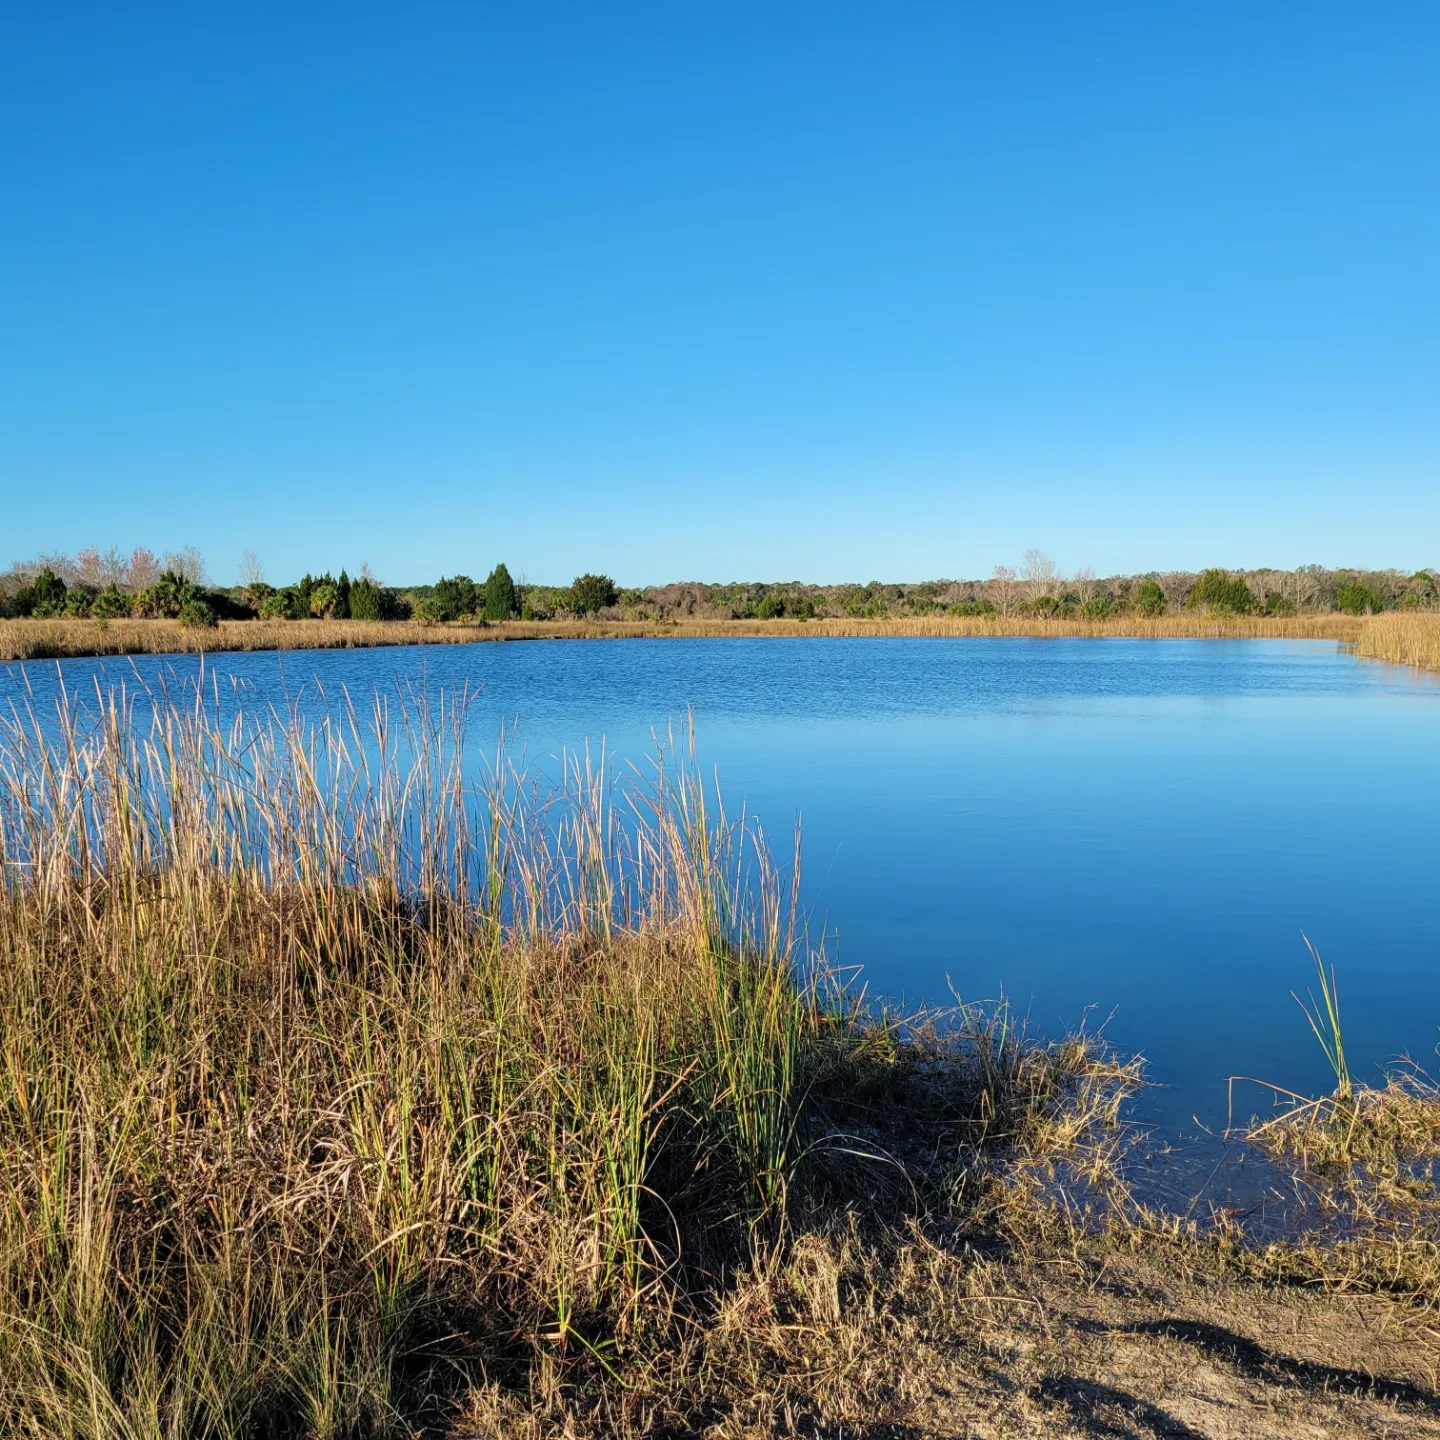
[2,3,1437,586]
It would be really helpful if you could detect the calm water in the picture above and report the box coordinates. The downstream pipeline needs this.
[4,637,1438,1139]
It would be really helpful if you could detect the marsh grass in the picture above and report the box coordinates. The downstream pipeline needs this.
[0,611,1394,663]
[0,685,1143,1436]
[1351,612,1440,671]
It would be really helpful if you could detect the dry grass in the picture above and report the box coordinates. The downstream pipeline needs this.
[1,688,1436,1435]
[0,687,1142,1436]
[1352,612,1440,671]
[0,611,1384,663]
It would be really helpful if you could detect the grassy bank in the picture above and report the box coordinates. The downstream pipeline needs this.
[1,694,1437,1436]
[11,610,1439,664]
[1350,612,1440,671]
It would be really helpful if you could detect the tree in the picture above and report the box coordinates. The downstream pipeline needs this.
[569,574,618,615]
[1020,549,1059,603]
[989,565,1017,617]
[1335,581,1383,615]
[1134,580,1166,616]
[239,550,266,590]
[349,576,394,621]
[334,569,351,620]
[309,582,340,618]
[14,567,67,617]
[483,563,518,620]
[162,546,207,584]
[1187,568,1255,615]
[431,575,479,621]
[128,547,161,592]
[1072,567,1099,606]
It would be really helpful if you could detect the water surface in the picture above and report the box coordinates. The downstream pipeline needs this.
[4,636,1437,1140]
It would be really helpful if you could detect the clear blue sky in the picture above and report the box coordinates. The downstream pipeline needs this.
[3,3,1437,586]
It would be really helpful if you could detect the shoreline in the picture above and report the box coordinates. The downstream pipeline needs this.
[3,610,1438,671]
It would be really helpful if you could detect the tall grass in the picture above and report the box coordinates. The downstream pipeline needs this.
[0,611,1388,663]
[0,687,835,1435]
[1350,612,1440,671]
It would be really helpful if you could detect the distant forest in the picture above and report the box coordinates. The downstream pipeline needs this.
[2,545,1437,625]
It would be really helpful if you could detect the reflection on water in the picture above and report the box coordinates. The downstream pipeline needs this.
[3,636,1437,1143]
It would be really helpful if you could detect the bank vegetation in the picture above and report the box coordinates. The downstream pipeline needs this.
[0,691,1437,1436]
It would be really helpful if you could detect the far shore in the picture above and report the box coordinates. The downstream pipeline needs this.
[3,611,1439,671]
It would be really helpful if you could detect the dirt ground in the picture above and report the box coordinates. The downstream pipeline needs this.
[660,1232,1440,1440]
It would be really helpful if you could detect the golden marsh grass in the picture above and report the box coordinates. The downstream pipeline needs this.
[0,610,1406,664]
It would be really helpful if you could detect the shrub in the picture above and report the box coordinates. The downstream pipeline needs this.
[13,567,67,618]
[1187,568,1254,615]
[259,590,303,620]
[177,598,218,629]
[90,586,132,620]
[1336,581,1384,615]
[1264,592,1297,617]
[483,563,518,620]
[139,571,201,618]
[569,573,618,615]
[950,600,996,617]
[63,585,97,619]
[1134,580,1166,616]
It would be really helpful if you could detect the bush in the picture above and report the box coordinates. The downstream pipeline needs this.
[1264,592,1296,617]
[138,571,202,618]
[177,598,218,630]
[63,586,97,619]
[1080,594,1118,619]
[1187,569,1254,615]
[13,567,67,618]
[1336,581,1384,615]
[259,590,303,620]
[569,573,618,615]
[483,563,518,621]
[90,586,132,620]
[1134,580,1166,616]
[950,600,996,617]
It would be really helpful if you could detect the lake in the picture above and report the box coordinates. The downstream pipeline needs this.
[3,636,1437,1143]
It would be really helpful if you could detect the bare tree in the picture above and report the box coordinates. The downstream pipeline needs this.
[989,564,1017,617]
[1020,549,1059,602]
[239,549,266,589]
[127,546,161,591]
[162,546,207,584]
[1073,566,1098,606]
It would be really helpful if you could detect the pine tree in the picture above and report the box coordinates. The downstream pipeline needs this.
[484,563,517,620]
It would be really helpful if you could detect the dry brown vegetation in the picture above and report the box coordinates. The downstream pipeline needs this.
[0,689,1437,1436]
[1352,613,1440,672]
[6,610,1431,664]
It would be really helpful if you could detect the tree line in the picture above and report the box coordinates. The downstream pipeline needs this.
[3,546,1436,626]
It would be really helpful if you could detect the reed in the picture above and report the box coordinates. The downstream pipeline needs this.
[1349,612,1440,671]
[0,684,1137,1434]
[0,611,1383,663]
